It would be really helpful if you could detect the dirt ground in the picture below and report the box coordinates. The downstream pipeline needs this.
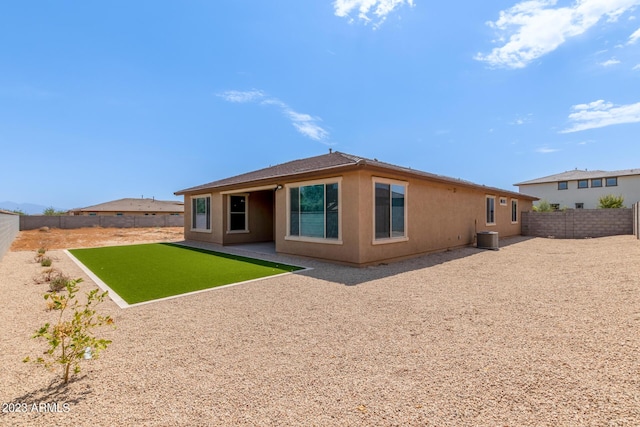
[9,227,184,251]
[1,230,639,426]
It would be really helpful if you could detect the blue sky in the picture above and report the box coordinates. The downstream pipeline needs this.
[2,0,640,210]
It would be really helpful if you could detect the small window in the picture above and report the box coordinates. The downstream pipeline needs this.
[374,181,406,240]
[116,213,123,216]
[89,213,97,216]
[575,203,584,209]
[192,195,211,231]
[511,199,518,223]
[591,178,602,188]
[228,194,248,232]
[486,196,496,225]
[550,204,560,211]
[500,197,507,206]
[558,181,568,190]
[577,180,588,189]
[606,177,618,187]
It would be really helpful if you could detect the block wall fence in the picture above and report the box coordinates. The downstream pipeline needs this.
[634,202,640,239]
[19,215,184,231]
[522,208,633,239]
[0,212,20,261]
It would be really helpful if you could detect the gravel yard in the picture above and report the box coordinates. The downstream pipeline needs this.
[1,229,639,426]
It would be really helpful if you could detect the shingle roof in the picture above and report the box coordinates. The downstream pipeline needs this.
[176,151,534,200]
[70,198,184,213]
[515,168,640,185]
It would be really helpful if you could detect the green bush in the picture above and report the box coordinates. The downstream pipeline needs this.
[40,257,52,267]
[598,194,624,209]
[533,199,554,212]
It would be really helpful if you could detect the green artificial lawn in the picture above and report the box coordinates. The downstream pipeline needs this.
[69,243,303,304]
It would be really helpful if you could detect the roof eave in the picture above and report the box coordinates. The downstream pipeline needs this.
[174,162,361,195]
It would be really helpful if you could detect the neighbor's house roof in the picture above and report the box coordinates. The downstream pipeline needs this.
[515,168,640,186]
[69,198,184,214]
[176,151,536,200]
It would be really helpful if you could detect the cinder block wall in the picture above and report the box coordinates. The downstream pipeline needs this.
[522,209,633,238]
[0,212,20,261]
[634,202,640,239]
[20,215,184,230]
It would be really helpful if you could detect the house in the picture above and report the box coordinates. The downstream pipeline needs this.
[515,169,640,210]
[69,198,184,216]
[175,151,536,266]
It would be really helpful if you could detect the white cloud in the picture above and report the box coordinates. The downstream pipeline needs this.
[217,90,330,142]
[334,0,415,28]
[536,147,561,153]
[217,89,265,103]
[629,27,640,43]
[599,58,621,66]
[633,63,640,69]
[476,0,640,69]
[561,99,640,132]
[510,113,533,125]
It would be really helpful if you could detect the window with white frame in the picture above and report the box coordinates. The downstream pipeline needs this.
[486,196,496,225]
[228,194,248,232]
[511,199,518,223]
[288,181,339,240]
[374,180,407,240]
[191,195,211,231]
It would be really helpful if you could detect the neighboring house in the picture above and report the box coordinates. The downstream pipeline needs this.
[175,151,536,266]
[515,169,640,210]
[69,198,184,216]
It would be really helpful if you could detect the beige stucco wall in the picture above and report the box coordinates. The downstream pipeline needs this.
[275,168,532,266]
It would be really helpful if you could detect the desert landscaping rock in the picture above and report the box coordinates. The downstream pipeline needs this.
[1,228,639,425]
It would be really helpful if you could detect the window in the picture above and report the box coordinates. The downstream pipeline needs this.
[511,199,518,223]
[374,181,407,240]
[191,195,211,232]
[289,182,339,240]
[550,204,560,211]
[578,180,588,189]
[606,177,618,187]
[116,213,123,216]
[228,194,248,232]
[575,203,584,209]
[500,197,507,206]
[591,178,602,188]
[486,196,496,225]
[558,181,568,190]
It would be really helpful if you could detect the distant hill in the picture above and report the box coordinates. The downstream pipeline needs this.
[0,201,68,215]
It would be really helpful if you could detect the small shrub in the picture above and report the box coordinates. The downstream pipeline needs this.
[37,247,47,255]
[49,273,70,293]
[40,257,52,267]
[598,194,624,209]
[33,268,62,285]
[24,278,115,384]
[533,199,554,212]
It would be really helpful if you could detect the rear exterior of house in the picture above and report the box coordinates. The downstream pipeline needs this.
[176,152,536,266]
